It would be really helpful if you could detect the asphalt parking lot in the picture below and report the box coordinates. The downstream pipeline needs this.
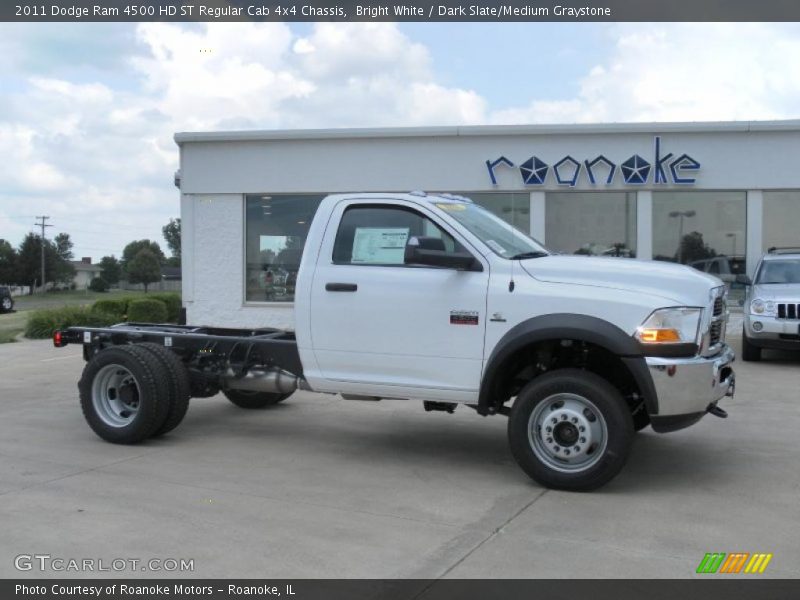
[0,330,798,579]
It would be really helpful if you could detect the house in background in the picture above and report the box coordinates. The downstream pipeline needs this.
[71,257,102,289]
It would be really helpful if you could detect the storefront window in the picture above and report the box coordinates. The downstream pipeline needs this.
[245,194,325,302]
[456,192,531,234]
[545,192,636,257]
[763,191,800,253]
[653,191,747,300]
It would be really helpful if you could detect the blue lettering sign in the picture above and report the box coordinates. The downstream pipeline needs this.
[487,136,700,186]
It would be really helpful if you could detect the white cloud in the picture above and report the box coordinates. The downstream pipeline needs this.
[490,23,800,124]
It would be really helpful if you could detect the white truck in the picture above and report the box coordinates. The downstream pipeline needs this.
[55,192,735,491]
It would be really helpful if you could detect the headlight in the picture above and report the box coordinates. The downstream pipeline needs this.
[750,298,775,315]
[635,307,702,345]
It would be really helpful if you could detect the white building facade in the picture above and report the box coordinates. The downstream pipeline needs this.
[175,120,800,329]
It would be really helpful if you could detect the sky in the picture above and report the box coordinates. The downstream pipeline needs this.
[1,22,800,260]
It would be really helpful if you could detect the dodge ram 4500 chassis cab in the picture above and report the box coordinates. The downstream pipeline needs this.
[55,192,735,491]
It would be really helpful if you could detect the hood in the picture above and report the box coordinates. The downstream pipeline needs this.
[752,283,800,299]
[521,255,721,305]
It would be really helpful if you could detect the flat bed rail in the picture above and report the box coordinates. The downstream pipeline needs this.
[56,322,303,377]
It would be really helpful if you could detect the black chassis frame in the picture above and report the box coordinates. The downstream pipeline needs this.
[57,323,304,393]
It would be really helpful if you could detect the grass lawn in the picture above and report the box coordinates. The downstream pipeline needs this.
[0,289,149,343]
[0,311,27,343]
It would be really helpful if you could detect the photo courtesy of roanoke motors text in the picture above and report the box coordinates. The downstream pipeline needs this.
[1,1,800,599]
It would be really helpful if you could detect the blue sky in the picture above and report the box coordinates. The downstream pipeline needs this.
[1,22,799,260]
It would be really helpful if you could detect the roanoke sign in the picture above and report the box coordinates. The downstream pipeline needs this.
[486,136,700,187]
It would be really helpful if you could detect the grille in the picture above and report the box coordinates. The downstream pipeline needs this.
[777,303,800,320]
[713,296,724,317]
[709,320,723,346]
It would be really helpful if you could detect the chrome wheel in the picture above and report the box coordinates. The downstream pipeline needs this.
[1,297,11,310]
[528,392,608,473]
[91,364,141,427]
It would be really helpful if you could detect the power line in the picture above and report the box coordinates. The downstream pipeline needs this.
[34,216,52,291]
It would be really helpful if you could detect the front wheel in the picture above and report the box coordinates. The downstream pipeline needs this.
[223,389,292,409]
[508,369,634,491]
[0,296,12,313]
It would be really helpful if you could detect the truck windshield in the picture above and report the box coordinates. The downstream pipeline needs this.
[757,259,800,284]
[434,200,549,259]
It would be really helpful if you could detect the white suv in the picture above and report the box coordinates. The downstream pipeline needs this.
[741,248,800,361]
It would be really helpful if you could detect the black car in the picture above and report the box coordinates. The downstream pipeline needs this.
[0,286,14,313]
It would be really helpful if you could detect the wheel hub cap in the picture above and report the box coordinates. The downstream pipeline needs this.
[529,392,608,473]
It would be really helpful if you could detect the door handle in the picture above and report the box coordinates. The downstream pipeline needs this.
[325,283,358,292]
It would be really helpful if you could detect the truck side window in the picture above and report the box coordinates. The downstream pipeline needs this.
[333,205,463,265]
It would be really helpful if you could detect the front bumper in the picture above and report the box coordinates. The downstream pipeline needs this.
[744,313,800,349]
[645,344,735,433]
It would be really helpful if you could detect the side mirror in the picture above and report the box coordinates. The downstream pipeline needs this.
[404,236,482,271]
[735,274,752,286]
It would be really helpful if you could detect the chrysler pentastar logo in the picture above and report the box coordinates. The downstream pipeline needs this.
[487,136,700,187]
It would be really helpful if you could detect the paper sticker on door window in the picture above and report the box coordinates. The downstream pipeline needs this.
[351,228,409,264]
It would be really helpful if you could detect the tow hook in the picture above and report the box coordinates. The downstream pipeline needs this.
[707,404,728,419]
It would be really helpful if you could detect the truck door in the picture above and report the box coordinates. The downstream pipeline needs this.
[308,200,489,402]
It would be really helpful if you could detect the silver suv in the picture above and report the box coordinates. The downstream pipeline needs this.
[741,247,800,361]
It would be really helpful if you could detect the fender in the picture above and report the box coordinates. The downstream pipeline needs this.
[478,313,658,415]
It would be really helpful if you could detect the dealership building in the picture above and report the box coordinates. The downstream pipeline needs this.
[175,120,800,329]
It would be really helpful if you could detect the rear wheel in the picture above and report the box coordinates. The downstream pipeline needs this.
[135,343,191,436]
[78,345,171,444]
[1,296,12,312]
[741,328,761,362]
[223,389,292,409]
[508,369,634,491]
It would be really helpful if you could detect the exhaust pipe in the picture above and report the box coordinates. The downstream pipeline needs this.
[223,368,303,395]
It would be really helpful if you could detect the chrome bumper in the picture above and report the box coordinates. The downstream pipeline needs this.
[645,344,735,417]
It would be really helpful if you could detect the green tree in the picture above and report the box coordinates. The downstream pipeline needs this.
[52,232,76,284]
[126,248,162,293]
[162,218,181,266]
[99,255,121,285]
[15,233,73,290]
[0,239,17,284]
[121,240,165,272]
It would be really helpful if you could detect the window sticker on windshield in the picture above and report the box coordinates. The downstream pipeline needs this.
[485,239,507,255]
[435,203,467,211]
[351,228,409,264]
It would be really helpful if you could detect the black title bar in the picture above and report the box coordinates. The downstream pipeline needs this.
[5,0,800,22]
[5,579,800,600]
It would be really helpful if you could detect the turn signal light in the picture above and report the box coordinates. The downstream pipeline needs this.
[638,328,681,343]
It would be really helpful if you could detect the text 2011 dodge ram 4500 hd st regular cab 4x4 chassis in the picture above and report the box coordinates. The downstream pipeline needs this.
[55,192,735,491]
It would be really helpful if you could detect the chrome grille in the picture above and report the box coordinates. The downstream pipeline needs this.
[713,296,724,317]
[709,320,723,345]
[703,288,727,355]
[777,303,800,320]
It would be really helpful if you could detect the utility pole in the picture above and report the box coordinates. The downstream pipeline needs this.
[34,216,52,293]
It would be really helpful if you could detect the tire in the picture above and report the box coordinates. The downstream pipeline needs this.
[0,296,12,313]
[741,328,761,362]
[135,343,191,437]
[223,389,292,409]
[508,369,634,492]
[78,345,172,444]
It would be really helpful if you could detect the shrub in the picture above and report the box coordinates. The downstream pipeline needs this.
[147,293,181,322]
[127,298,168,323]
[88,277,110,292]
[92,298,129,319]
[25,306,119,339]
